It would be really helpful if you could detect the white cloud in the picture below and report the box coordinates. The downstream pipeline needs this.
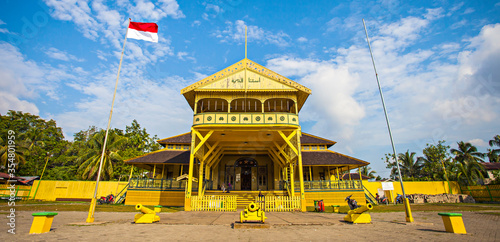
[468,138,487,147]
[0,42,76,114]
[214,20,291,47]
[463,7,475,14]
[297,37,308,43]
[129,0,185,21]
[44,47,84,62]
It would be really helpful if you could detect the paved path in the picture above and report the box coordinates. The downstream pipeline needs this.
[6,210,500,241]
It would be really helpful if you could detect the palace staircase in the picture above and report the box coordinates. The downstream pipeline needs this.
[205,190,287,208]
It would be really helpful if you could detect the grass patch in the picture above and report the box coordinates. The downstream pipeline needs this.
[0,202,183,213]
[306,203,500,214]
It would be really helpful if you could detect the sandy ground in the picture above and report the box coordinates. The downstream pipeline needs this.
[3,209,499,241]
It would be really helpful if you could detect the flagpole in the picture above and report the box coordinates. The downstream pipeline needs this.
[86,18,131,223]
[362,19,413,223]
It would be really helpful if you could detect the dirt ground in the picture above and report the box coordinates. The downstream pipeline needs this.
[3,209,499,241]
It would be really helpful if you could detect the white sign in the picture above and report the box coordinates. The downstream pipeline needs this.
[381,182,394,191]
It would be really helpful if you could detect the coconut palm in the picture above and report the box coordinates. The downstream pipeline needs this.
[0,137,27,170]
[487,135,500,162]
[360,166,377,179]
[450,141,486,185]
[77,130,127,180]
[398,150,423,178]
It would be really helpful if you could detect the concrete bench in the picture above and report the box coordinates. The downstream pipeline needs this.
[30,212,58,234]
[331,205,340,213]
[438,213,466,234]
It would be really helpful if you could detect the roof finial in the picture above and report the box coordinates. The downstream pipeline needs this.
[245,25,247,59]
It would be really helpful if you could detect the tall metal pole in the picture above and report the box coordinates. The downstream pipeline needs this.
[86,18,131,223]
[362,19,413,222]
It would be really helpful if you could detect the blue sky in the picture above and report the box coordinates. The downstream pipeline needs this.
[1,0,500,178]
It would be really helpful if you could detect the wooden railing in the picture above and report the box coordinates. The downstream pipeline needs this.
[191,195,237,211]
[295,180,363,190]
[255,196,301,212]
[193,112,299,126]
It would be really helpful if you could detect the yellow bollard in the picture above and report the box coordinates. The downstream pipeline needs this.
[29,212,58,234]
[438,213,466,234]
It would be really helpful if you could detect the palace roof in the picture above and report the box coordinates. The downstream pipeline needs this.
[180,58,311,112]
[125,147,369,168]
[301,151,369,166]
[158,132,336,147]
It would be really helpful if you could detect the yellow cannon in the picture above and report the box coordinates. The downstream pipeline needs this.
[344,203,373,224]
[134,204,160,224]
[240,202,267,223]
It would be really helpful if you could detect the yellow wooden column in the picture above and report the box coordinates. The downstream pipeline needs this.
[185,128,197,211]
[289,162,295,197]
[198,160,204,197]
[358,167,363,189]
[185,128,213,211]
[296,128,306,212]
[309,166,313,181]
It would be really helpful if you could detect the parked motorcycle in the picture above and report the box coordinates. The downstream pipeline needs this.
[395,194,404,204]
[98,194,115,205]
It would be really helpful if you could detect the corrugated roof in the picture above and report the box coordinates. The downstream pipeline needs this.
[341,173,371,180]
[301,151,369,166]
[157,132,191,144]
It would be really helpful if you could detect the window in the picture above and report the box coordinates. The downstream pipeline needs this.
[303,172,311,181]
[303,146,310,150]
[168,144,173,149]
[184,145,189,150]
[312,146,318,150]
[176,145,182,150]
[319,145,325,150]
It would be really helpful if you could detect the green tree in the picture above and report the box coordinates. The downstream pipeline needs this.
[0,110,65,176]
[450,141,486,185]
[487,135,500,162]
[418,141,451,181]
[77,130,127,180]
[360,166,377,179]
[399,150,423,179]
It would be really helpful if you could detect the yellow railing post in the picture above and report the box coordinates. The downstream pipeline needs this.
[296,128,306,212]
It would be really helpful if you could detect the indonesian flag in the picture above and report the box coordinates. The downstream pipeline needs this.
[127,22,158,43]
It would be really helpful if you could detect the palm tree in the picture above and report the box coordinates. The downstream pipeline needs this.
[450,141,486,185]
[77,130,127,180]
[398,150,423,178]
[487,135,500,162]
[0,137,27,170]
[360,166,377,179]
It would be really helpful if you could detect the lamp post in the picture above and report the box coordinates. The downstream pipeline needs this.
[32,152,52,200]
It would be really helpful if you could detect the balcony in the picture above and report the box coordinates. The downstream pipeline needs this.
[193,112,299,126]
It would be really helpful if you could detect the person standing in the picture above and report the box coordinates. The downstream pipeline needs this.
[227,182,232,193]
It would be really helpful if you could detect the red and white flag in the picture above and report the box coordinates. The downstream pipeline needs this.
[127,22,158,43]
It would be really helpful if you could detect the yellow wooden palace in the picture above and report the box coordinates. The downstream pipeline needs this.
[124,58,370,211]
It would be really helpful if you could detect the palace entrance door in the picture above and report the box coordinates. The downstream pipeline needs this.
[241,167,252,190]
[235,157,257,191]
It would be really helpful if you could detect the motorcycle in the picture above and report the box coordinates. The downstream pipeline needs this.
[345,195,359,210]
[98,194,115,205]
[395,194,404,204]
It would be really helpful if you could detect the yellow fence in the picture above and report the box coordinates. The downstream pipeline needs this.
[255,196,301,212]
[461,185,500,202]
[363,181,461,202]
[191,195,237,211]
[30,180,128,201]
[0,184,31,199]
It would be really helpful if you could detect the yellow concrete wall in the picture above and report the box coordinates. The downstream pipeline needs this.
[30,180,128,201]
[305,190,366,207]
[363,181,460,201]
